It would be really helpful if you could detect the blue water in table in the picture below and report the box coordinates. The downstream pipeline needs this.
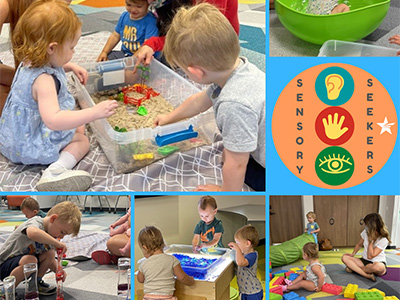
[173,254,218,280]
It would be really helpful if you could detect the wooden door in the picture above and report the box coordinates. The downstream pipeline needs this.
[314,196,348,247]
[347,196,379,246]
[270,196,303,244]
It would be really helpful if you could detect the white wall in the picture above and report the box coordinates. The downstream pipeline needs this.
[302,195,314,229]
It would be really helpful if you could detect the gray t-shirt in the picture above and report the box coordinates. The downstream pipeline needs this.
[206,57,265,168]
[139,253,180,295]
[237,251,262,295]
[0,216,52,265]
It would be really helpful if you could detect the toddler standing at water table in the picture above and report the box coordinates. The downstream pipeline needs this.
[229,225,263,300]
[192,196,224,253]
[137,226,195,299]
[0,0,118,191]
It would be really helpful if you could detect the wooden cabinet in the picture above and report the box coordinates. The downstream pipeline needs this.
[270,196,303,244]
[314,196,379,247]
[135,261,234,300]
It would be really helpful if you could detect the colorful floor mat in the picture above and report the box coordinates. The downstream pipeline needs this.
[270,248,400,299]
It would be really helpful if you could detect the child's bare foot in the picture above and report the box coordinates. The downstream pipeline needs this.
[345,267,353,273]
[367,274,376,282]
[119,247,129,256]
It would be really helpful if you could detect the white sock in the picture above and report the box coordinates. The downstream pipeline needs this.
[48,151,77,171]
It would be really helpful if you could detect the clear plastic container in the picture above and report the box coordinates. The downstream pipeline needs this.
[318,40,399,57]
[73,57,217,174]
[23,263,39,300]
[117,258,130,299]
[3,276,15,300]
[164,244,229,277]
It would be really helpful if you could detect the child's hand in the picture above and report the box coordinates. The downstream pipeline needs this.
[58,269,67,282]
[228,242,239,251]
[71,65,88,85]
[316,286,321,292]
[389,34,400,46]
[153,114,170,127]
[133,45,155,73]
[56,242,68,255]
[97,52,108,62]
[93,100,118,119]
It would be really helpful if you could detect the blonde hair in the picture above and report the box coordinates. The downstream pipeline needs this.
[163,3,239,71]
[364,213,391,244]
[48,201,81,236]
[12,0,81,68]
[129,0,148,4]
[307,211,316,220]
[21,197,40,212]
[138,226,165,253]
[198,196,217,210]
[303,242,319,259]
[235,225,259,247]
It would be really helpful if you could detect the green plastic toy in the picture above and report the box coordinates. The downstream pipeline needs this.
[270,293,283,300]
[158,145,179,155]
[275,0,390,44]
[61,260,68,267]
[114,126,128,132]
[117,92,124,102]
[137,106,148,116]
[137,65,150,86]
[270,233,315,267]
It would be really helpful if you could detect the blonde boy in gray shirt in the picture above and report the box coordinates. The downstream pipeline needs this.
[155,3,265,192]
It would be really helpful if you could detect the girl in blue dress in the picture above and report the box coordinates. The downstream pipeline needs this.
[0,0,118,191]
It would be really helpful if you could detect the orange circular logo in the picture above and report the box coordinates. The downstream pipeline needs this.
[272,63,397,189]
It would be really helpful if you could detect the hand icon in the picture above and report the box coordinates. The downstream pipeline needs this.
[322,113,349,140]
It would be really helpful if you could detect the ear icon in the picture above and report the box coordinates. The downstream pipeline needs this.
[325,74,344,100]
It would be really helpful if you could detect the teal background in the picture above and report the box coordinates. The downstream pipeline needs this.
[315,66,355,106]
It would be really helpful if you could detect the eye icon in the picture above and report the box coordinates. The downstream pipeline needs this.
[315,147,354,186]
[318,153,353,174]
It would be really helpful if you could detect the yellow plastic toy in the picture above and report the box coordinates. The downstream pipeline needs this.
[290,267,301,273]
[344,284,358,298]
[368,289,385,297]
[133,153,154,160]
[384,297,399,300]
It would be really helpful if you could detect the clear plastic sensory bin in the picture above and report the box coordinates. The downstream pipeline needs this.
[73,57,217,174]
[318,40,399,57]
[164,244,231,280]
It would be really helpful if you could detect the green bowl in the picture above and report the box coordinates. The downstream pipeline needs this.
[275,0,391,44]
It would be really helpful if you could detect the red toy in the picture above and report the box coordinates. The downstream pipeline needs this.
[270,285,283,296]
[121,84,160,107]
[270,276,285,286]
[56,248,64,300]
[321,283,343,295]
